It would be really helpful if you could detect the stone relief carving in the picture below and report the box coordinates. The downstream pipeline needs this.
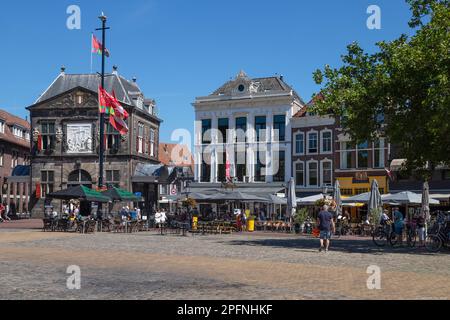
[56,128,63,143]
[32,128,40,142]
[66,123,93,154]
[249,81,261,94]
[52,94,74,107]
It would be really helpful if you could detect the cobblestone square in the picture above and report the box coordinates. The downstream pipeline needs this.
[0,221,449,300]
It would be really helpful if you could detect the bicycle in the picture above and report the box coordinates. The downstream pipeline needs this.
[389,227,416,248]
[425,221,450,252]
[334,220,351,238]
[372,221,396,247]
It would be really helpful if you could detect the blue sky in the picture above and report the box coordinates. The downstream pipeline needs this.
[0,0,415,144]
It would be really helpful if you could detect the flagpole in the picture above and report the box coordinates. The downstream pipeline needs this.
[90,34,93,74]
[96,13,109,218]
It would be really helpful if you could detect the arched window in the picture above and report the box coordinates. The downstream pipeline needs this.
[68,169,92,187]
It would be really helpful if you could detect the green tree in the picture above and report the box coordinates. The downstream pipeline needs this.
[313,0,450,174]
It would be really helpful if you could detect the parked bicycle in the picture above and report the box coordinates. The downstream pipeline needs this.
[334,220,351,238]
[425,220,450,252]
[372,220,396,247]
[388,219,419,248]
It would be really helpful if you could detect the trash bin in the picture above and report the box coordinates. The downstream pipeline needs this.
[192,215,198,231]
[247,216,255,232]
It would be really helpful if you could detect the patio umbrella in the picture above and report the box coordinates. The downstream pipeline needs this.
[48,185,111,203]
[297,194,325,205]
[333,180,342,217]
[210,191,269,202]
[265,194,287,205]
[287,177,297,218]
[177,192,213,201]
[383,191,439,205]
[343,192,393,204]
[368,179,383,216]
[101,187,142,202]
[421,181,431,222]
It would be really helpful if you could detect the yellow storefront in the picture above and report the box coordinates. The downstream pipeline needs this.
[336,175,389,222]
[337,176,389,196]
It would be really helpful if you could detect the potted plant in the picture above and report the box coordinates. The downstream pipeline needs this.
[182,198,197,211]
[293,208,309,234]
[370,208,382,226]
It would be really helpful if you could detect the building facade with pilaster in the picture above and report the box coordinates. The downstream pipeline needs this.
[28,67,162,217]
[191,71,304,196]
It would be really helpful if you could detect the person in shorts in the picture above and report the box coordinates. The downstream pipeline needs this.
[416,214,426,247]
[317,205,335,252]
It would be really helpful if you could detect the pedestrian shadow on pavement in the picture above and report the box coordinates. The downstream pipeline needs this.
[223,237,445,256]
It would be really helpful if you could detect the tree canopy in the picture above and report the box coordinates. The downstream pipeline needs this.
[312,0,450,174]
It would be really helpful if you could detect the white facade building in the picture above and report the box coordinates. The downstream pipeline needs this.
[193,71,304,186]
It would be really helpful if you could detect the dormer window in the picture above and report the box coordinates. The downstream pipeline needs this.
[138,97,144,109]
[133,96,144,109]
[13,126,24,139]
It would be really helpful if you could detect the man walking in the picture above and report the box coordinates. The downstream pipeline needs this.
[317,205,335,252]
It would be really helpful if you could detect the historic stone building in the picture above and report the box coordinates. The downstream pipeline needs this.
[28,67,162,217]
[0,109,31,215]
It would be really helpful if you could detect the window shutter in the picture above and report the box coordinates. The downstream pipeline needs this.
[36,184,41,199]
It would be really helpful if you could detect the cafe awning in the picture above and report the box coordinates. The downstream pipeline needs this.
[48,185,111,203]
[101,187,142,202]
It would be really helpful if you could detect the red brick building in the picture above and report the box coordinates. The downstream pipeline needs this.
[0,109,31,215]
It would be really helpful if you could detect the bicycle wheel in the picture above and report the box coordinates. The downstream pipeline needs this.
[407,230,417,248]
[372,229,387,247]
[425,235,442,252]
[389,232,400,247]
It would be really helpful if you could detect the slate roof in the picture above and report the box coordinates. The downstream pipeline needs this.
[210,71,305,104]
[0,109,30,149]
[33,72,144,106]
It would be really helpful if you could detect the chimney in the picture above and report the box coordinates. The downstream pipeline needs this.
[112,65,118,75]
[280,74,284,81]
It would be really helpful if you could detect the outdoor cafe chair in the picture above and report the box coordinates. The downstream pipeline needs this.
[42,219,54,232]
[55,219,70,232]
[84,220,97,234]
[113,221,125,233]
[273,221,283,232]
[128,221,139,233]
[137,220,146,232]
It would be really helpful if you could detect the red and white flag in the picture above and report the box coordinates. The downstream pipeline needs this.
[385,168,394,181]
[98,86,129,135]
